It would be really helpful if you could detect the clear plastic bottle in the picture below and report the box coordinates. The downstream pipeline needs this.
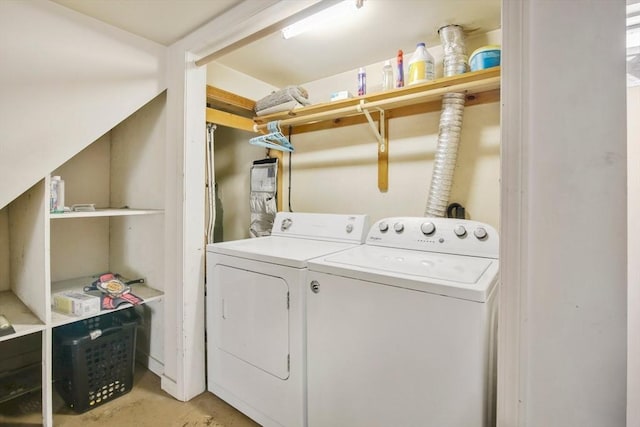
[382,60,394,91]
[57,177,65,212]
[357,67,366,96]
[408,42,435,85]
[50,175,65,213]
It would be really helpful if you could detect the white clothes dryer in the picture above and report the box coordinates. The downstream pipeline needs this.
[206,212,369,427]
[306,217,499,427]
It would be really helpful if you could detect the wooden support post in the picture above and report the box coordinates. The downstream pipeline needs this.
[378,113,389,192]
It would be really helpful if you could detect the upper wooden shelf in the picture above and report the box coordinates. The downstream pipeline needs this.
[205,67,500,135]
[205,67,500,193]
[252,67,501,134]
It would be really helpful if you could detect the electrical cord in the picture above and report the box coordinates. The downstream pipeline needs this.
[288,125,294,212]
[205,123,216,244]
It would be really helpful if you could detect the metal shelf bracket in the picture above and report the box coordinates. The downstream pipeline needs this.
[358,101,386,150]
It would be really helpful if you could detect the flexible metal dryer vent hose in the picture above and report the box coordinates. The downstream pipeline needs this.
[424,24,469,217]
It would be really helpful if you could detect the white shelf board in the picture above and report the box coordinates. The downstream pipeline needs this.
[50,208,163,219]
[0,290,46,343]
[50,276,163,328]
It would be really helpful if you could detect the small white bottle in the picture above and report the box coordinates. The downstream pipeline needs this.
[382,60,394,91]
[50,175,65,213]
[408,42,435,85]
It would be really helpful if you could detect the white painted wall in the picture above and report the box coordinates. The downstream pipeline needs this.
[207,62,278,101]
[0,0,166,210]
[498,1,627,425]
[628,84,640,426]
[213,127,270,241]
[282,103,500,228]
[51,136,111,281]
[206,63,278,241]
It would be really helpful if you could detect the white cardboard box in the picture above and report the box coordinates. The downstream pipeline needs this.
[53,291,101,317]
[330,90,353,102]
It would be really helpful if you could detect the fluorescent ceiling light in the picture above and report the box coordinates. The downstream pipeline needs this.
[282,1,361,40]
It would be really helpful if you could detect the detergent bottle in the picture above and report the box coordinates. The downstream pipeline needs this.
[408,42,434,84]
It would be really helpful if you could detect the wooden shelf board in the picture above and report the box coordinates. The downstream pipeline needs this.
[51,276,163,328]
[206,86,255,118]
[0,291,46,343]
[287,88,501,135]
[50,208,163,219]
[254,67,501,127]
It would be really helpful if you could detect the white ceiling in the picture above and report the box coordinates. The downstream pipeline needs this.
[51,0,244,46]
[50,0,501,87]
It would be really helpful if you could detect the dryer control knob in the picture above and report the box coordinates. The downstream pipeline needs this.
[394,222,404,233]
[421,222,436,236]
[474,227,488,240]
[379,221,389,232]
[346,223,354,233]
[454,225,467,237]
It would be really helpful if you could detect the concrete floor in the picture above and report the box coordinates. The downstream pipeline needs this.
[0,365,260,426]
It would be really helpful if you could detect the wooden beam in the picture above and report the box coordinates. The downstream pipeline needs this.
[206,86,255,118]
[206,108,256,132]
[286,89,500,135]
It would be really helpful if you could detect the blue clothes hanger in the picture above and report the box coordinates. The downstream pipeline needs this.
[249,121,294,152]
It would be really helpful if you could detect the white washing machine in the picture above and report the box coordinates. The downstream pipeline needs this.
[206,212,369,427]
[306,217,499,427]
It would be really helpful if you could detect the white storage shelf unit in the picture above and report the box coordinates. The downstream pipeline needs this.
[0,92,166,425]
[0,180,48,343]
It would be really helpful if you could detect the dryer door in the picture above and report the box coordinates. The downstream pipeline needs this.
[213,265,290,379]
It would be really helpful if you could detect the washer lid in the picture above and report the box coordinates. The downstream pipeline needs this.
[309,245,498,302]
[206,236,361,268]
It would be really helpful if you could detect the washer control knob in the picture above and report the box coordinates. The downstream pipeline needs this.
[454,225,467,237]
[379,221,389,232]
[281,218,293,231]
[393,222,404,233]
[420,222,436,236]
[346,223,354,233]
[474,227,488,240]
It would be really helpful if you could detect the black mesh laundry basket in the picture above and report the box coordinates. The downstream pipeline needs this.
[53,308,139,413]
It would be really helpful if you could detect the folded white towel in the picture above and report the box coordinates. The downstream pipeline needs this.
[255,100,304,116]
[255,86,310,114]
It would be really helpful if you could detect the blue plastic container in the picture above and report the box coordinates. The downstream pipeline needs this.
[469,45,501,71]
